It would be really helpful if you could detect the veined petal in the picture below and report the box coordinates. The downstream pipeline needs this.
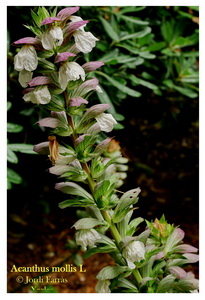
[82,104,110,122]
[23,86,51,105]
[57,7,80,20]
[37,117,64,128]
[59,61,85,90]
[95,113,117,133]
[18,70,33,88]
[41,27,63,50]
[82,61,104,73]
[73,78,99,97]
[55,52,76,63]
[13,37,40,45]
[14,45,38,72]
[73,31,99,53]
[33,141,49,154]
[69,97,88,107]
[168,266,187,279]
[66,20,89,36]
[28,76,52,87]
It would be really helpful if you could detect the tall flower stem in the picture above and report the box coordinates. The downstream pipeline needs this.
[66,108,142,285]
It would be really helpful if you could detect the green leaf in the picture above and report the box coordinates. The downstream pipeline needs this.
[156,275,176,293]
[139,52,156,59]
[7,148,18,164]
[59,197,94,209]
[112,188,141,223]
[118,7,146,14]
[119,15,149,25]
[96,266,130,280]
[7,123,23,133]
[72,218,105,230]
[173,85,198,98]
[56,182,94,200]
[119,27,151,42]
[7,168,22,184]
[7,101,12,111]
[84,244,117,259]
[99,17,119,42]
[126,217,144,236]
[97,72,141,98]
[31,9,41,27]
[129,75,158,90]
[117,278,139,292]
[146,41,166,52]
[8,144,36,154]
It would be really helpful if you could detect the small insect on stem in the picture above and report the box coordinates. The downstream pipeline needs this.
[48,135,59,165]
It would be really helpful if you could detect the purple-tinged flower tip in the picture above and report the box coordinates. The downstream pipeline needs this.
[82,61,104,73]
[22,87,34,94]
[66,20,89,35]
[75,134,90,146]
[172,244,198,253]
[57,7,80,19]
[37,117,63,128]
[13,37,39,45]
[155,251,165,260]
[82,104,110,122]
[28,76,52,87]
[54,52,76,63]
[183,253,199,263]
[164,228,185,253]
[69,97,88,107]
[75,78,99,97]
[33,142,49,154]
[168,266,187,279]
[41,17,61,25]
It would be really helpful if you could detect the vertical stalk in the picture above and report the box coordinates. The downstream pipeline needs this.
[66,109,142,285]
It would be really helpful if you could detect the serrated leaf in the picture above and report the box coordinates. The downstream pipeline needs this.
[99,17,119,42]
[7,148,18,164]
[97,72,141,97]
[7,123,23,133]
[96,266,129,280]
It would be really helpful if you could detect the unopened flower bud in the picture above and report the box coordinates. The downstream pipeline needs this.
[122,240,145,269]
[75,229,101,251]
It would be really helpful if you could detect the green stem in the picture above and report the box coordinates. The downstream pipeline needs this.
[67,112,142,285]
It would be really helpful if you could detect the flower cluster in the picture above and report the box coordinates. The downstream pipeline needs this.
[13,6,199,294]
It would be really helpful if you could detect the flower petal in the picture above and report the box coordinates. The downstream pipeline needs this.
[73,31,99,53]
[13,37,40,45]
[57,7,80,20]
[82,61,104,73]
[54,52,76,63]
[28,76,52,87]
[95,113,117,133]
[69,97,88,107]
[18,70,33,88]
[41,17,61,25]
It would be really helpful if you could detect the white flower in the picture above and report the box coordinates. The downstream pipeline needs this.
[96,280,111,293]
[18,70,33,87]
[73,31,99,53]
[14,45,38,72]
[41,26,63,50]
[23,86,51,105]
[69,15,99,53]
[122,241,145,269]
[59,61,85,90]
[95,113,117,133]
[75,229,101,251]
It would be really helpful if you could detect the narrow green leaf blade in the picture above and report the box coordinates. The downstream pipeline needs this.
[99,17,119,42]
